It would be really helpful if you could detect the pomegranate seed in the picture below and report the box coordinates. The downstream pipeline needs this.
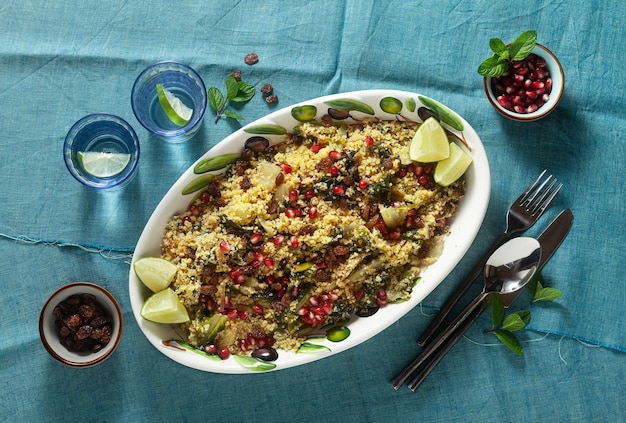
[378,289,387,301]
[532,80,544,89]
[273,235,285,245]
[322,303,333,314]
[290,236,299,248]
[355,289,364,300]
[206,299,215,312]
[263,257,274,268]
[297,307,308,316]
[238,310,248,320]
[205,344,218,355]
[239,338,249,351]
[305,190,315,200]
[312,306,325,315]
[526,104,539,113]
[328,150,342,161]
[308,206,318,219]
[424,164,433,174]
[398,168,407,177]
[218,347,230,360]
[330,166,339,177]
[311,143,322,153]
[190,205,199,215]
[229,269,240,280]
[281,163,292,173]
[253,303,264,314]
[182,216,192,224]
[250,233,263,244]
[364,136,374,146]
[289,189,299,203]
[545,78,552,90]
[219,240,231,252]
[309,296,319,306]
[200,192,210,203]
[228,309,239,319]
[413,165,423,176]
[388,231,401,240]
[285,208,297,218]
[332,185,344,195]
[358,179,369,190]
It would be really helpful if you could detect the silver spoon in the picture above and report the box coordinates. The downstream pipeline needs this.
[391,236,541,390]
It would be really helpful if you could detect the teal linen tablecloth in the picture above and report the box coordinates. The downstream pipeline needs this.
[1,1,625,421]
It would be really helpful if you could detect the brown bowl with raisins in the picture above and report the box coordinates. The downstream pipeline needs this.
[39,282,123,367]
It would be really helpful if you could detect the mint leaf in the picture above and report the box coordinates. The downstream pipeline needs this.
[509,30,537,61]
[534,286,563,302]
[224,75,239,100]
[208,87,225,111]
[501,310,530,332]
[489,38,508,56]
[495,329,523,355]
[490,293,505,327]
[223,110,244,120]
[477,56,509,77]
[525,271,543,297]
[231,82,255,102]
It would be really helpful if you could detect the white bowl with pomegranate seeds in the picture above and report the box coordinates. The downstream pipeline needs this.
[484,43,564,121]
[129,90,490,373]
[39,282,123,368]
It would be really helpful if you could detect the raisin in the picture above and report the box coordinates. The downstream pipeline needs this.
[260,83,273,96]
[244,52,259,65]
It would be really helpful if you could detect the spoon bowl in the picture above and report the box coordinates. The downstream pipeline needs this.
[484,237,541,295]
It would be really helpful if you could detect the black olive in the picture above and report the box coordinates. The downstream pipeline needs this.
[244,136,270,153]
[251,347,279,362]
[327,108,351,120]
[355,305,379,317]
[417,107,440,122]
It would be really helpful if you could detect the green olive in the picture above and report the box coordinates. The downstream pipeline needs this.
[326,326,350,342]
[291,105,318,122]
[380,96,403,114]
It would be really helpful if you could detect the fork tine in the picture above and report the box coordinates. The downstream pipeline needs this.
[521,172,553,208]
[532,181,562,216]
[516,169,546,203]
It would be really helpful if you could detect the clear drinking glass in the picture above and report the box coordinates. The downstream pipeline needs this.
[131,61,207,143]
[63,113,140,190]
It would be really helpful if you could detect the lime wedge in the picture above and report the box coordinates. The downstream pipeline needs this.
[409,117,450,162]
[134,257,177,292]
[156,83,193,126]
[434,142,472,186]
[77,151,131,178]
[140,288,190,324]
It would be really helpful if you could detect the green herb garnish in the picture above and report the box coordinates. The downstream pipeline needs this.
[486,271,562,355]
[477,30,537,78]
[208,75,256,123]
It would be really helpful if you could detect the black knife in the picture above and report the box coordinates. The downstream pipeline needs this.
[395,209,574,391]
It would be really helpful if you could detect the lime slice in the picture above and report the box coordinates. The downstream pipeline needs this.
[434,142,472,186]
[134,257,177,292]
[156,83,193,126]
[77,151,131,178]
[140,288,190,324]
[409,117,450,162]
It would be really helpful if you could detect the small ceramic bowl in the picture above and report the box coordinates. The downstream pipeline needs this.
[39,282,123,367]
[483,43,564,121]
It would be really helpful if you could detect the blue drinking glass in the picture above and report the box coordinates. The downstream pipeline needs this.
[131,61,207,143]
[63,113,140,190]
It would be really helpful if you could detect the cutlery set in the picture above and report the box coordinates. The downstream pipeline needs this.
[392,170,572,391]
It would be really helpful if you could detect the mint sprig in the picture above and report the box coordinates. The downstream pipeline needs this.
[208,75,256,123]
[477,30,537,78]
[486,271,562,355]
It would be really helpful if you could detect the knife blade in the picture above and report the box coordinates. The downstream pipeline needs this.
[401,208,574,391]
[501,208,573,307]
